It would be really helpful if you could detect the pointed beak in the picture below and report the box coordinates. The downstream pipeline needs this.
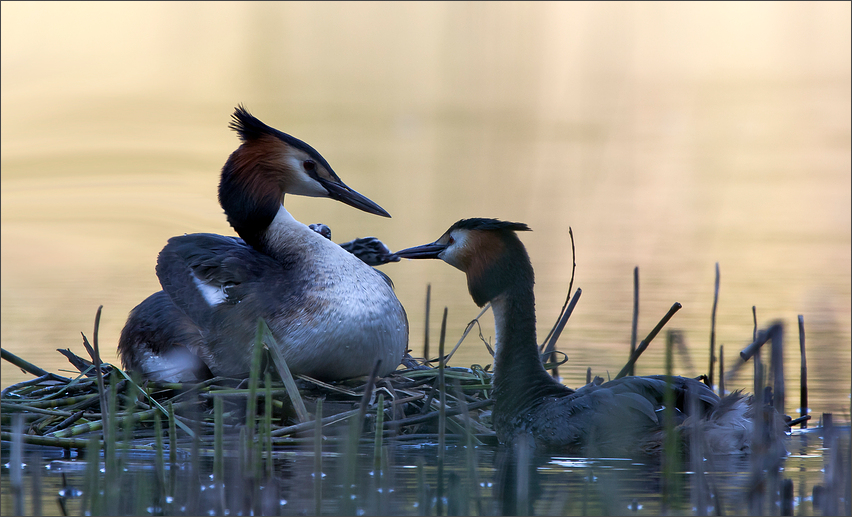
[320,179,391,218]
[395,241,447,260]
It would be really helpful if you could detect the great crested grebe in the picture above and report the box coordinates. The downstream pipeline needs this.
[396,218,787,457]
[118,106,408,382]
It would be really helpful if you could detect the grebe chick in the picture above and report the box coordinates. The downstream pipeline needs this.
[118,106,408,383]
[309,223,400,267]
[396,218,786,457]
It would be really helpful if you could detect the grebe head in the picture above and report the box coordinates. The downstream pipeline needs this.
[396,218,533,306]
[219,105,389,243]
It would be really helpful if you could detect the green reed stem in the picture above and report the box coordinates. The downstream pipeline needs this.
[4,393,100,410]
[214,395,224,485]
[259,320,310,423]
[113,367,196,439]
[47,400,196,439]
[168,401,176,498]
[265,371,273,479]
[455,379,481,515]
[374,392,385,474]
[247,319,265,436]
[154,409,166,504]
[437,306,448,517]
[105,370,119,513]
[314,397,323,517]
[83,432,101,515]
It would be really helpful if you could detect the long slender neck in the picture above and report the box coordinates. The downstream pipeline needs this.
[485,255,567,423]
[218,161,282,251]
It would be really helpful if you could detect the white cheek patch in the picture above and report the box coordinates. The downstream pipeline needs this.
[285,156,329,197]
[440,231,471,271]
[192,275,228,306]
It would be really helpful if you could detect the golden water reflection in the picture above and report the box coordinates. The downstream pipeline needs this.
[2,3,850,417]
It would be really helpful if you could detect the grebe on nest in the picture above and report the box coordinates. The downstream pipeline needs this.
[119,106,408,382]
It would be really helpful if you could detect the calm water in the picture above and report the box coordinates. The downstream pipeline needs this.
[2,428,850,516]
[2,3,850,423]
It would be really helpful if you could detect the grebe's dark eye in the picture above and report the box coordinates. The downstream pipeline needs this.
[303,160,316,172]
[447,236,455,245]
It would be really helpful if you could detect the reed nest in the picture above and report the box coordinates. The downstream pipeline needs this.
[0,333,511,452]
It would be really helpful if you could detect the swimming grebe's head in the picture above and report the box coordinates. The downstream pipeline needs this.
[396,218,533,306]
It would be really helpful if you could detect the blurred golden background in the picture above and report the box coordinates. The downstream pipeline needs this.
[2,2,849,416]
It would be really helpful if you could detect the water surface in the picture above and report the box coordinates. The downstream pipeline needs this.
[2,3,850,418]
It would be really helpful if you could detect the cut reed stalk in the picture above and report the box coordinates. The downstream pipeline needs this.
[615,302,682,379]
[630,266,639,377]
[709,262,719,389]
[749,357,765,515]
[661,330,678,514]
[424,283,431,362]
[798,314,808,429]
[1,348,52,378]
[541,287,582,366]
[752,306,758,341]
[769,321,785,416]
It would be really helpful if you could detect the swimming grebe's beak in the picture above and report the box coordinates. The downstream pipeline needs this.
[321,179,391,218]
[395,241,447,260]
